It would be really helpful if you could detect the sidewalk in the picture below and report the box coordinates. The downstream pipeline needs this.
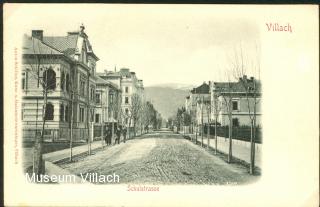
[184,133,261,168]
[43,140,104,163]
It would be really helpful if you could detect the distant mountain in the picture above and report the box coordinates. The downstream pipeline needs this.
[144,84,193,120]
[148,83,195,91]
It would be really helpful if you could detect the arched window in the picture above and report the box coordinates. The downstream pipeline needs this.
[43,67,56,90]
[60,71,65,90]
[66,74,70,92]
[45,103,54,120]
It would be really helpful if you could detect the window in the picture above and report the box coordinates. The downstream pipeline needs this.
[22,72,27,90]
[96,93,101,104]
[232,118,239,127]
[95,114,100,123]
[90,109,94,122]
[43,67,56,90]
[125,86,129,93]
[109,93,114,104]
[80,107,85,122]
[125,97,129,104]
[125,108,129,115]
[45,103,54,120]
[65,105,69,122]
[81,43,87,64]
[59,104,64,121]
[232,100,239,111]
[60,71,65,90]
[90,86,95,101]
[66,74,70,92]
[80,80,85,97]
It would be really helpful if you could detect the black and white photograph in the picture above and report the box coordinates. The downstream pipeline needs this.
[3,4,319,207]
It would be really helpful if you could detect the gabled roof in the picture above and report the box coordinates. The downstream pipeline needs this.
[43,35,78,57]
[191,82,210,94]
[42,31,99,61]
[23,35,63,55]
[213,78,261,93]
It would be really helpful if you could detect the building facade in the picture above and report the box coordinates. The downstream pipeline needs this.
[98,68,144,128]
[22,25,99,142]
[210,76,262,127]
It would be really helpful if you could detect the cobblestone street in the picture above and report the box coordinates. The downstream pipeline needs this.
[58,131,259,185]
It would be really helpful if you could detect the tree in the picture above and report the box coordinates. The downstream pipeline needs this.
[141,101,157,133]
[203,97,211,149]
[210,83,222,155]
[109,89,122,142]
[230,43,261,174]
[219,70,236,163]
[126,93,142,138]
[24,37,60,175]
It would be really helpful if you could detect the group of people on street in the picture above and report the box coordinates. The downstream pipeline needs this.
[104,125,127,146]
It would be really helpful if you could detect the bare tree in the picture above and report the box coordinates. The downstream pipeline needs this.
[109,89,122,142]
[24,37,60,175]
[211,85,222,155]
[219,69,236,163]
[230,43,261,174]
[204,98,211,149]
[126,93,142,138]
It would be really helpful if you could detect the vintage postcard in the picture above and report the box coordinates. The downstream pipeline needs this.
[3,4,319,207]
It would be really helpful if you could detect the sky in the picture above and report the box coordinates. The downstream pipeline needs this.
[10,4,260,86]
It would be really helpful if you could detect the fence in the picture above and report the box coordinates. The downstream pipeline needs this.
[23,125,146,143]
[202,125,262,143]
[23,128,89,143]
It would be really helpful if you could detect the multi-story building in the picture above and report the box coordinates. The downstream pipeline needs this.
[185,82,211,126]
[22,25,99,142]
[210,75,262,127]
[94,75,121,139]
[98,68,144,128]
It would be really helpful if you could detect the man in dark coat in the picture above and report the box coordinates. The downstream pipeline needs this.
[105,126,112,146]
[115,127,121,144]
[122,127,127,143]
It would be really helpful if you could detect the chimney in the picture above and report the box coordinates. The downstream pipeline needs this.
[32,30,43,41]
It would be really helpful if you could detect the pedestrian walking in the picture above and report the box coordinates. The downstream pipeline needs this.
[123,127,127,143]
[105,126,112,146]
[115,127,121,144]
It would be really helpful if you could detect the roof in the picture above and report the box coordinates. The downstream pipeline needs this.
[43,31,99,60]
[96,75,109,85]
[213,78,261,93]
[43,35,78,57]
[96,75,120,90]
[191,82,210,94]
[23,35,63,55]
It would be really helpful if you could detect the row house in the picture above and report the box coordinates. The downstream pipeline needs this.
[185,82,211,127]
[94,76,122,138]
[210,75,262,127]
[22,25,99,142]
[98,68,145,128]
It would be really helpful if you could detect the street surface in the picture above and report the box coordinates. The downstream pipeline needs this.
[59,130,259,185]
